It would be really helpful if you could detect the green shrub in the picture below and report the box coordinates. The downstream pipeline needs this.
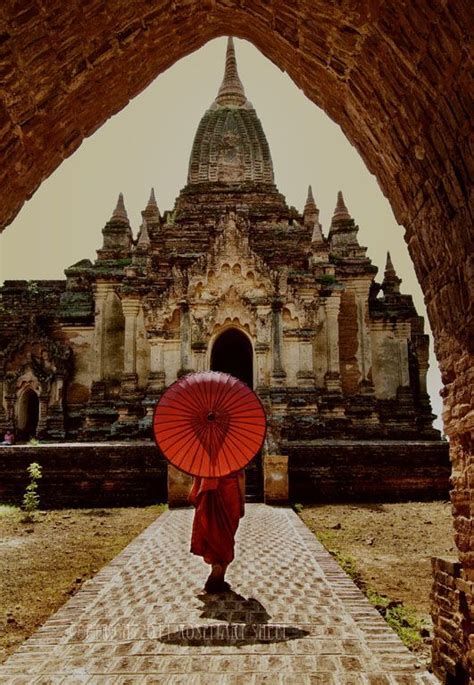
[318,274,337,284]
[21,462,42,522]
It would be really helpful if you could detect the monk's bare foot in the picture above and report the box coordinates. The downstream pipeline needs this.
[204,578,231,593]
[204,564,230,593]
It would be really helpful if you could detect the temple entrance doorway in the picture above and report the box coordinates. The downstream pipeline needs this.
[17,388,40,439]
[210,327,253,389]
[210,328,262,502]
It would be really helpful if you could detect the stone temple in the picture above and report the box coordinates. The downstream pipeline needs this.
[0,39,441,465]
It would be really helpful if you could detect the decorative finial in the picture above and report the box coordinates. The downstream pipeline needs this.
[147,187,157,209]
[304,185,317,213]
[143,186,160,219]
[332,191,351,222]
[111,193,129,222]
[141,187,160,224]
[215,37,247,107]
[386,251,396,273]
[382,251,402,294]
[303,185,324,244]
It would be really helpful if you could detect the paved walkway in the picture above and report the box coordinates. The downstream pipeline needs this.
[0,505,437,684]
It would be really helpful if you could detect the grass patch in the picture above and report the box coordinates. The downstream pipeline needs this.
[366,590,429,650]
[302,513,428,651]
[314,529,364,586]
[0,505,20,519]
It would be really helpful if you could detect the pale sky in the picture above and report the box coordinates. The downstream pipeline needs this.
[0,37,444,432]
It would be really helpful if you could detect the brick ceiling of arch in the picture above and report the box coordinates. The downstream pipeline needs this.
[0,1,471,414]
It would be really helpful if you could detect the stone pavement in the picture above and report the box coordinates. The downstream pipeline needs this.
[0,504,438,684]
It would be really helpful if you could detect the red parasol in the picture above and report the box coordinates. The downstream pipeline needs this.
[153,371,266,478]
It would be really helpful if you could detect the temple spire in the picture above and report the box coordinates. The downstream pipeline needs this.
[215,37,247,107]
[111,192,129,223]
[328,189,367,257]
[385,251,395,275]
[302,184,325,249]
[97,192,132,261]
[382,251,402,294]
[331,190,351,223]
[136,222,151,251]
[304,185,317,215]
[143,187,160,220]
[147,187,157,210]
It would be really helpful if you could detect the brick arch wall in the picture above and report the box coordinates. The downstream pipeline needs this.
[0,1,472,677]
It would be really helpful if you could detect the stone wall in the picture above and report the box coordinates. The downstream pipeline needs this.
[431,557,472,683]
[286,440,450,502]
[0,443,167,508]
[0,440,449,508]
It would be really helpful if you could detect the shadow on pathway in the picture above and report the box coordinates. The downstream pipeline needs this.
[158,589,310,646]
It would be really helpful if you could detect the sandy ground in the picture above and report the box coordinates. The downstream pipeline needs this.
[299,501,456,664]
[299,500,456,619]
[0,505,164,663]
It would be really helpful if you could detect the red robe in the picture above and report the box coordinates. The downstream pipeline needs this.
[188,472,244,566]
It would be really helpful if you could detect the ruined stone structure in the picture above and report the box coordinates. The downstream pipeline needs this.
[0,2,471,678]
[0,39,440,452]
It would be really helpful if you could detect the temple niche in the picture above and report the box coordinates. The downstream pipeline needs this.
[0,38,440,448]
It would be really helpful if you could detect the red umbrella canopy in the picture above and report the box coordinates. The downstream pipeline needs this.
[153,371,267,478]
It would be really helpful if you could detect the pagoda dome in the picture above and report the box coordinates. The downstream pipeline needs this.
[187,38,275,186]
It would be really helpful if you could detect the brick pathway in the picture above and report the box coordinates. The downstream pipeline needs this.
[0,505,438,684]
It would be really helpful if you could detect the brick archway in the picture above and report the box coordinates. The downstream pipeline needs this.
[0,1,471,677]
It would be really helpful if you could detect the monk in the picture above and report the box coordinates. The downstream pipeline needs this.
[188,470,245,593]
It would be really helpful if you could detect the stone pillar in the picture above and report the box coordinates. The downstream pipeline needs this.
[48,375,63,407]
[167,464,193,508]
[418,355,429,396]
[324,291,342,392]
[92,281,112,381]
[45,375,66,439]
[399,341,410,387]
[179,300,192,375]
[296,330,315,387]
[5,390,15,427]
[36,392,49,437]
[121,298,141,393]
[0,377,6,425]
[353,280,374,393]
[263,455,289,504]
[255,343,270,388]
[256,305,271,389]
[271,299,286,386]
[147,336,166,394]
[192,342,207,373]
[397,322,411,388]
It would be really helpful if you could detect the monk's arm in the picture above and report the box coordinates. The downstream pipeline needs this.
[188,476,200,506]
[237,470,245,515]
